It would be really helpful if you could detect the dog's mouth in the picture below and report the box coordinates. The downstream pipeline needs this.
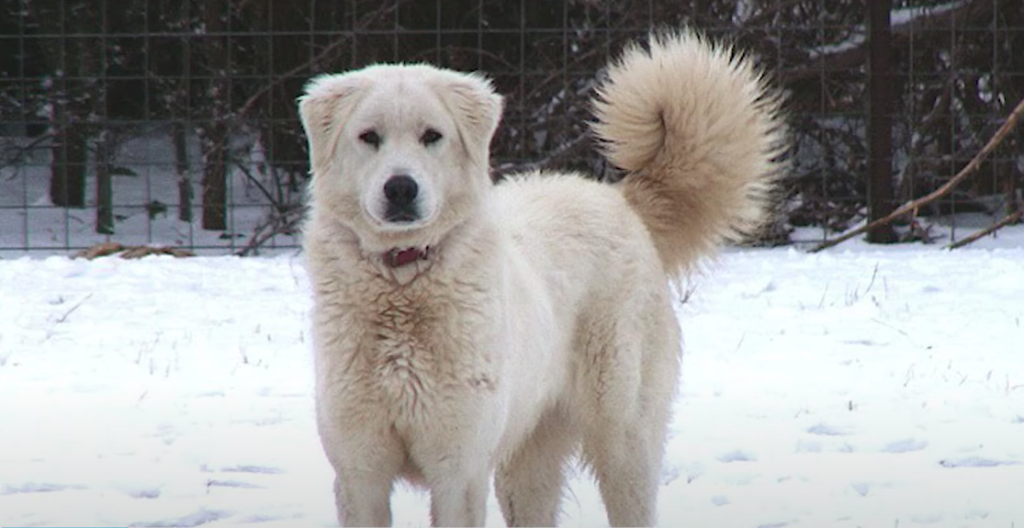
[383,246,430,268]
[369,207,435,233]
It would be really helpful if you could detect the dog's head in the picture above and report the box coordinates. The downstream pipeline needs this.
[298,64,504,254]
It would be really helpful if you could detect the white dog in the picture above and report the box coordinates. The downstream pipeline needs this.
[298,31,784,527]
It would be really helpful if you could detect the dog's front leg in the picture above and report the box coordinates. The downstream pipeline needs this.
[428,471,490,527]
[415,409,501,526]
[319,413,404,526]
[333,471,394,527]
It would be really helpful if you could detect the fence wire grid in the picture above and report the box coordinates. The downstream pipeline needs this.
[1,0,1022,255]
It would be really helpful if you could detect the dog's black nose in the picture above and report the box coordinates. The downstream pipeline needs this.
[383,175,418,207]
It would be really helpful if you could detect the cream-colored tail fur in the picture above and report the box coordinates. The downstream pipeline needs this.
[591,31,786,274]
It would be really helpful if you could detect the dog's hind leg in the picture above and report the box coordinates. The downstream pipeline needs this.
[494,407,577,527]
[582,423,662,527]
[579,321,677,527]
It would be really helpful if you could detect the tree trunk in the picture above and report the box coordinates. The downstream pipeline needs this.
[93,1,113,234]
[200,0,229,231]
[174,121,193,222]
[47,34,88,207]
[155,0,196,223]
[95,129,114,234]
[29,1,99,209]
[866,0,896,244]
[199,123,228,231]
[49,109,88,208]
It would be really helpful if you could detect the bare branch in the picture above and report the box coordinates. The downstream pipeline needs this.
[810,94,1024,253]
[237,210,302,257]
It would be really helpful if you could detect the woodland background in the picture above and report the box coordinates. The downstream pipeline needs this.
[1,0,1021,253]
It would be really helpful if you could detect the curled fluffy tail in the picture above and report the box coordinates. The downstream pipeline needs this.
[591,31,786,274]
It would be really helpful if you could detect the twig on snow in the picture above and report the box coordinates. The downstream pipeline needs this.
[54,293,94,324]
[947,203,1024,249]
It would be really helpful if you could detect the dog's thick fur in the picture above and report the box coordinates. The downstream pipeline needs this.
[299,31,784,527]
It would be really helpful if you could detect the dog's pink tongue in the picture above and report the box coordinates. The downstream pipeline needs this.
[385,247,428,268]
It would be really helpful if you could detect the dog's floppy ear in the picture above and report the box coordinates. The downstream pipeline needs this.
[298,74,367,174]
[434,72,504,168]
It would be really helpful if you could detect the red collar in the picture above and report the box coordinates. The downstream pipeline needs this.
[384,246,429,268]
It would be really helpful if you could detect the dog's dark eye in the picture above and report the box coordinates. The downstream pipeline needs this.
[420,128,443,146]
[358,130,381,149]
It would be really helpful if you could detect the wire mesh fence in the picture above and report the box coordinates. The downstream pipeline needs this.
[1,0,1021,256]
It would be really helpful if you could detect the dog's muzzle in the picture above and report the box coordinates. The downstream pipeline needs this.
[383,174,420,223]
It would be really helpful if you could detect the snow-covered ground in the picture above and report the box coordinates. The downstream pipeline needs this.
[1,228,1023,527]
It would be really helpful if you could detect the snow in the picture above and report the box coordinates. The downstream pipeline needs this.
[2,233,1023,527]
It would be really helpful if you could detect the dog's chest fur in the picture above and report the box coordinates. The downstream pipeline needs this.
[334,273,502,424]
